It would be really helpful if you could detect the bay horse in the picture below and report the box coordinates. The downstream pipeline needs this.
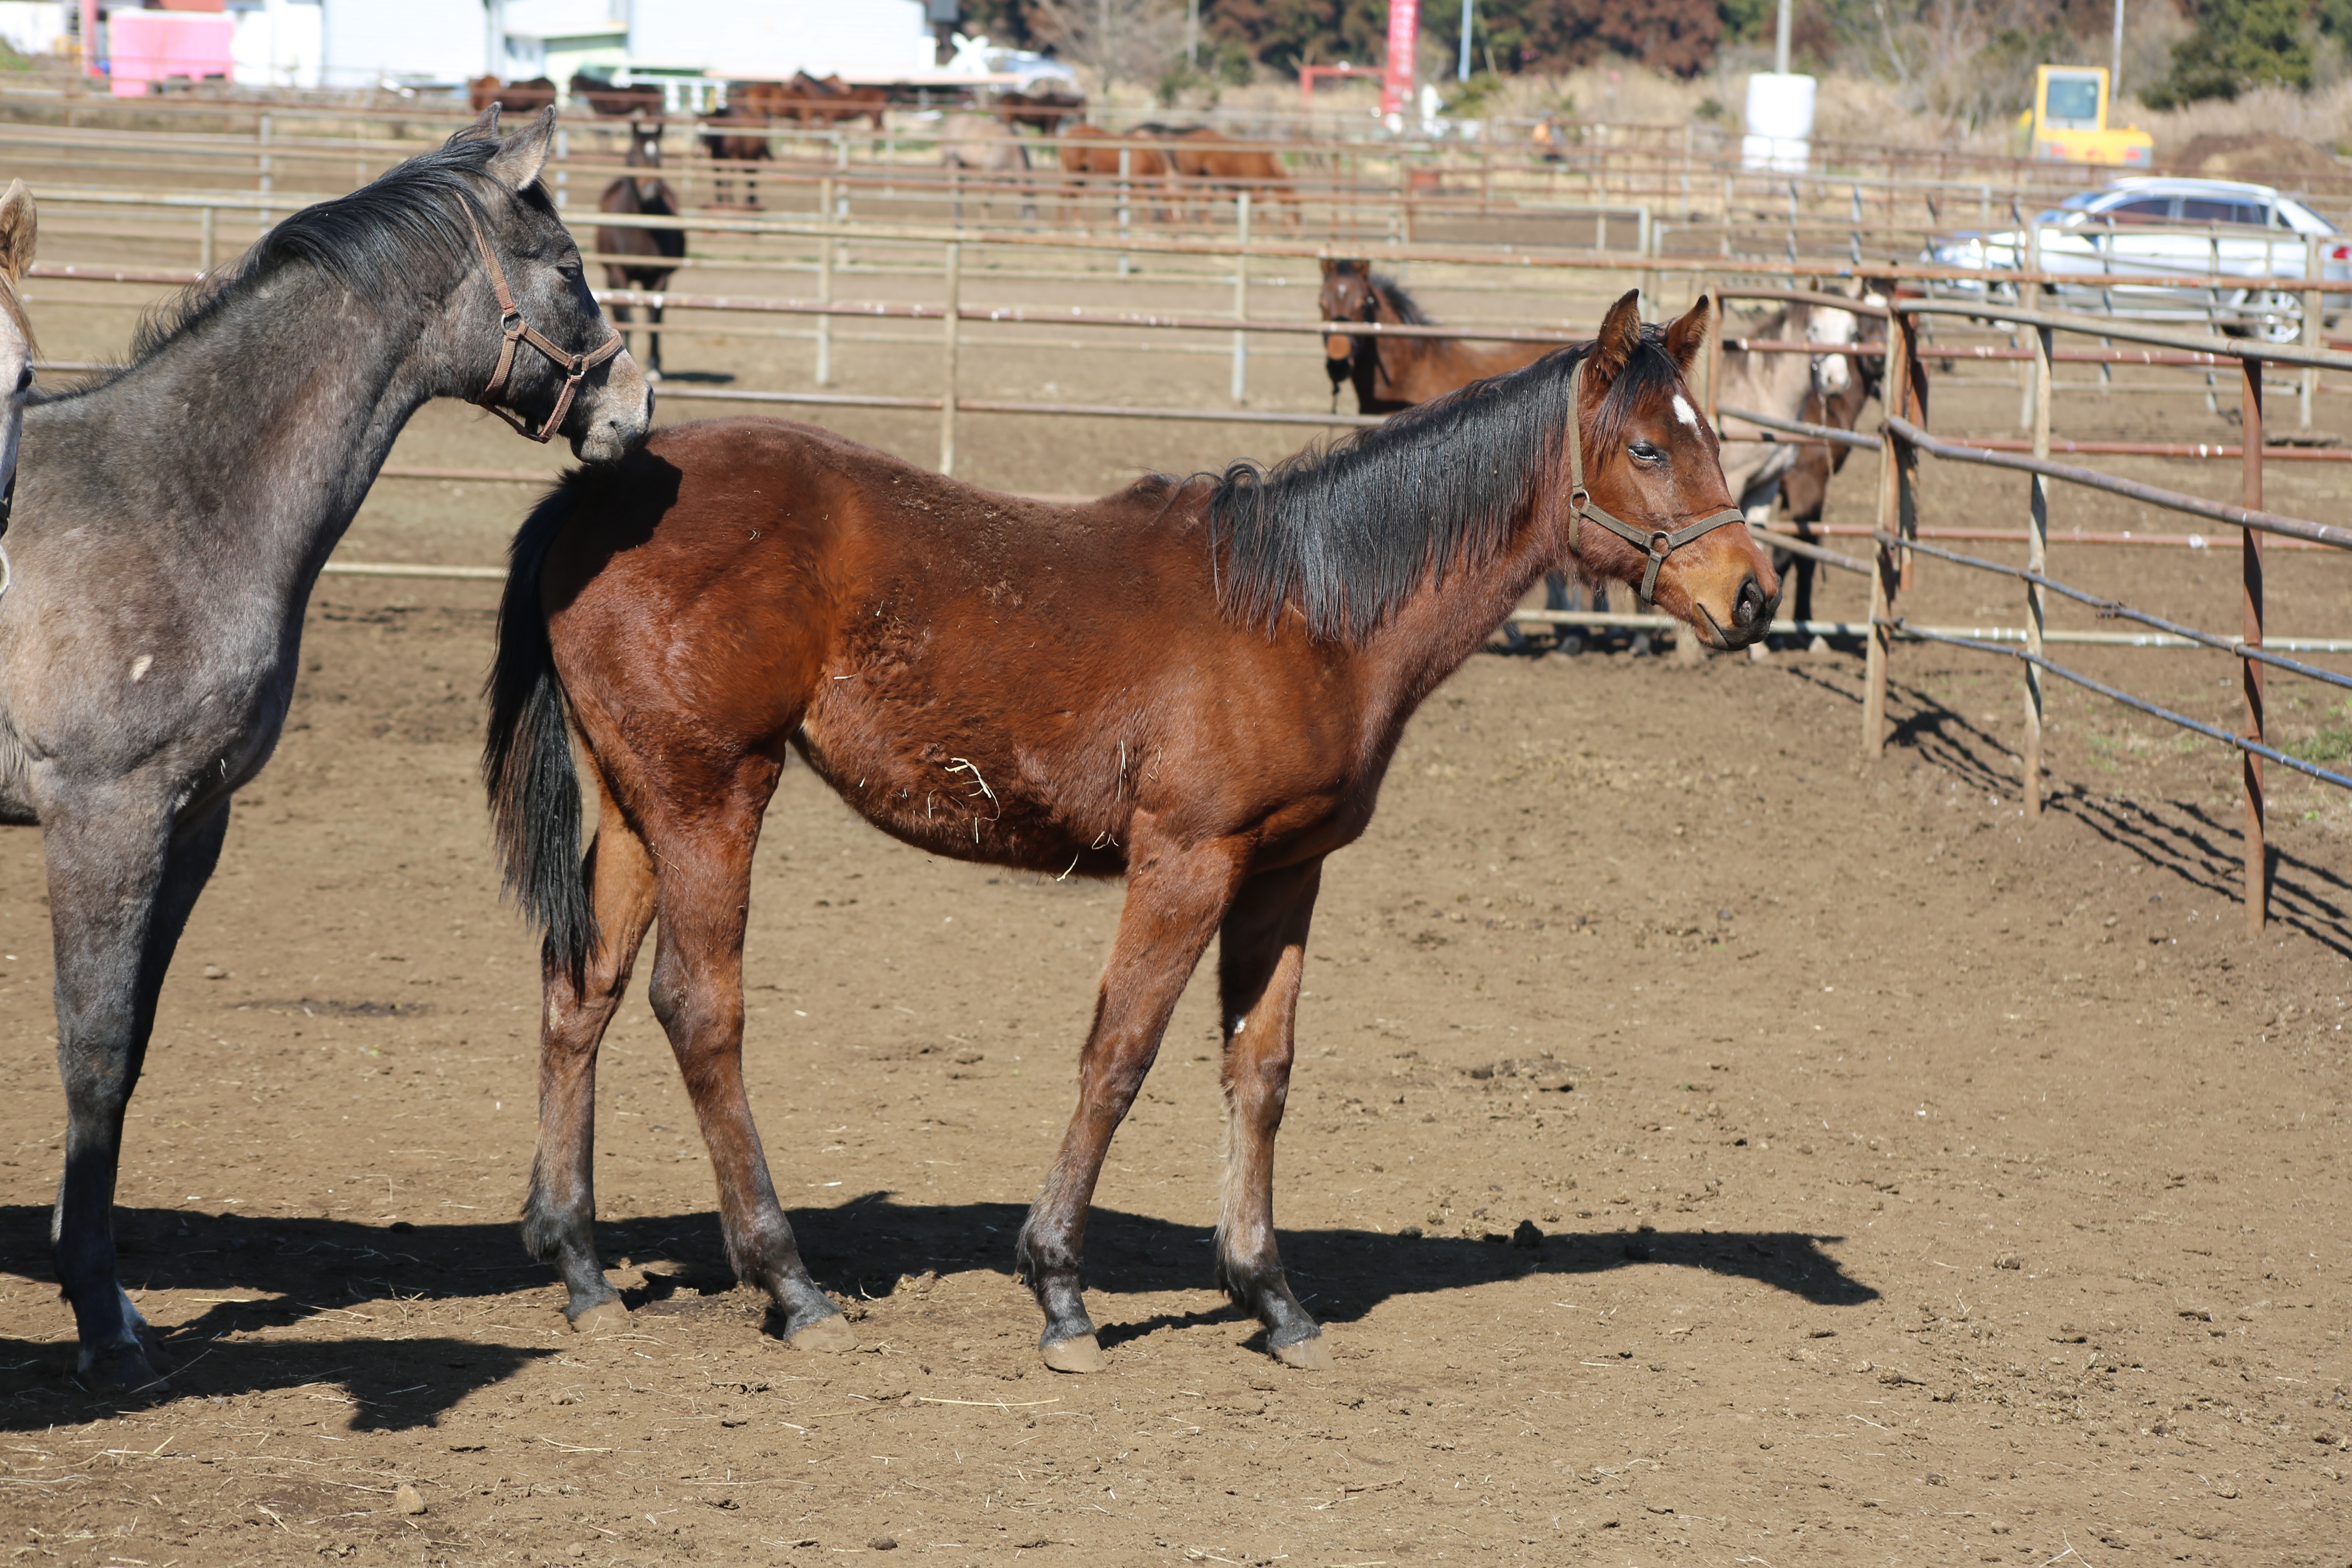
[1319,258,1557,414]
[596,119,686,378]
[699,91,779,209]
[1316,258,1602,650]
[1168,128,1298,227]
[1057,125,1173,227]
[482,291,1775,1374]
[20,107,649,1389]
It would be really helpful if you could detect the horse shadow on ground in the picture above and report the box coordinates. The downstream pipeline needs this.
[0,1196,1873,1425]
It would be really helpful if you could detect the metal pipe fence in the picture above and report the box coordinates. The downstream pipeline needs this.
[1862,297,2352,935]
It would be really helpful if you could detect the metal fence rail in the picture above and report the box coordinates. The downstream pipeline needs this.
[1866,296,2352,935]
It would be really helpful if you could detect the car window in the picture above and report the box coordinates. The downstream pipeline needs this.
[2104,198,2175,225]
[2181,197,2264,225]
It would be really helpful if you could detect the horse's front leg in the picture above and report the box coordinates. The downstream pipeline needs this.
[1213,857,1328,1368]
[46,791,230,1389]
[1017,830,1247,1373]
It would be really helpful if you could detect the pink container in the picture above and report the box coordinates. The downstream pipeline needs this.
[107,9,234,96]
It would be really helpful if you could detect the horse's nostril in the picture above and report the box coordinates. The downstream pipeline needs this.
[1734,574,1764,626]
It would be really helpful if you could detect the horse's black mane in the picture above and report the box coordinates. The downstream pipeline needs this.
[1369,270,1430,326]
[1207,325,1684,645]
[38,137,520,402]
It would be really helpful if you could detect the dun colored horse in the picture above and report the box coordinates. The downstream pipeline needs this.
[483,292,1775,1374]
[596,120,686,377]
[0,181,37,535]
[22,109,648,1388]
[1771,316,1884,635]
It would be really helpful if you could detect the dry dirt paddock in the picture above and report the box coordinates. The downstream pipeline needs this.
[1,244,2350,1568]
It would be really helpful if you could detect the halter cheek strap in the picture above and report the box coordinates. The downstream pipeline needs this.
[465,214,624,445]
[1564,359,1748,606]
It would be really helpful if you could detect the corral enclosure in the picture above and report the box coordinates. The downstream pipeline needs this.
[0,85,2348,1566]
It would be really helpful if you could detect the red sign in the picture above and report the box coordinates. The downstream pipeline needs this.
[1381,0,1418,118]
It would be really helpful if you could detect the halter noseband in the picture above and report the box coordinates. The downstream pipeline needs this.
[1564,358,1748,607]
[465,214,623,444]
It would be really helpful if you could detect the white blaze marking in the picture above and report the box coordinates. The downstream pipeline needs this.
[130,655,152,682]
[1672,393,1700,429]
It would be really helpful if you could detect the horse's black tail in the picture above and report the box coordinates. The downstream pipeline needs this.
[484,478,596,991]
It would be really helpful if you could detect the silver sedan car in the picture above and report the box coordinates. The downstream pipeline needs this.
[1925,176,2350,341]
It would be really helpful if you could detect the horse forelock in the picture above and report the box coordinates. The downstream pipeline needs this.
[0,271,34,361]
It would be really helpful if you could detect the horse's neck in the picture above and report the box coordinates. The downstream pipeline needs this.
[1351,490,1563,726]
[62,267,441,585]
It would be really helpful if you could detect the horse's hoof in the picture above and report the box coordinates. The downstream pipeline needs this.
[1272,1333,1333,1371]
[1039,1333,1104,1374]
[782,1313,858,1353]
[77,1343,164,1395]
[566,1300,630,1336]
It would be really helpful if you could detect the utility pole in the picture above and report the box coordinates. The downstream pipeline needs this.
[1775,0,1791,75]
[1188,0,1199,69]
[2111,0,2124,96]
[1458,0,1472,82]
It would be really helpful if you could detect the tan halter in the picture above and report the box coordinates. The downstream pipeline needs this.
[465,213,622,444]
[1564,358,1748,606]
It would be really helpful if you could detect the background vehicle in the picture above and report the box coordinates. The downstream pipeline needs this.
[1924,176,2349,341]
[2017,65,2153,168]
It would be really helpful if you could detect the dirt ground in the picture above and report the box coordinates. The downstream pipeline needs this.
[2,220,2350,1567]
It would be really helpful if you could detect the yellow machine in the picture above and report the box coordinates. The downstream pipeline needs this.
[2017,65,2154,168]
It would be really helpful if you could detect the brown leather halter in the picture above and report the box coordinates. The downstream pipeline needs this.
[1564,358,1747,606]
[466,213,622,444]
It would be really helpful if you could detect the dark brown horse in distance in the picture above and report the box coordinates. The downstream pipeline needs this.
[1169,127,1298,225]
[595,119,686,377]
[483,292,1775,1375]
[996,89,1086,133]
[570,73,664,118]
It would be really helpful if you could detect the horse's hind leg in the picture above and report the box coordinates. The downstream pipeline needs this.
[642,766,851,1351]
[48,794,229,1388]
[1213,858,1328,1370]
[523,777,658,1332]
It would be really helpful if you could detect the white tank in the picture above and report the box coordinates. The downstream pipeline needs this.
[1741,72,1817,173]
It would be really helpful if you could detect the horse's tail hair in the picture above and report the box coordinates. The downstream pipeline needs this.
[484,478,596,991]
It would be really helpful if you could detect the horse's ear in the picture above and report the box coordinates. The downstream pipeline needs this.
[1321,257,1339,278]
[1586,288,1644,386]
[488,106,558,192]
[0,180,36,286]
[1664,292,1711,375]
[448,104,501,146]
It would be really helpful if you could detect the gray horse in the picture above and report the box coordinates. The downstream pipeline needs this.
[14,107,649,1389]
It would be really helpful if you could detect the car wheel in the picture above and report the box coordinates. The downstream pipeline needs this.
[2227,289,2303,344]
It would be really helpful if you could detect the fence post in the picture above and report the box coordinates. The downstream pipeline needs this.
[1864,307,1918,757]
[2243,355,2267,934]
[815,176,834,386]
[1230,191,1250,406]
[1701,281,1721,428]
[939,241,960,477]
[257,112,274,229]
[1117,146,1132,275]
[2024,323,2052,818]
[198,205,215,274]
[2300,289,2320,429]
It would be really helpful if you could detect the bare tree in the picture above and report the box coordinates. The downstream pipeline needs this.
[1026,0,1187,95]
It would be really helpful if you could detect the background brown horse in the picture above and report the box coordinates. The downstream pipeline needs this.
[483,292,1775,1376]
[1057,126,1172,226]
[1318,258,1555,414]
[1168,128,1298,225]
[595,120,686,378]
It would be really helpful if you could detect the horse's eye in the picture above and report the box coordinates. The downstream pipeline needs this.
[11,365,28,396]
[1629,441,1663,463]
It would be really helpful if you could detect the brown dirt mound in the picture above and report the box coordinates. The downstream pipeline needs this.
[2164,131,2342,180]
